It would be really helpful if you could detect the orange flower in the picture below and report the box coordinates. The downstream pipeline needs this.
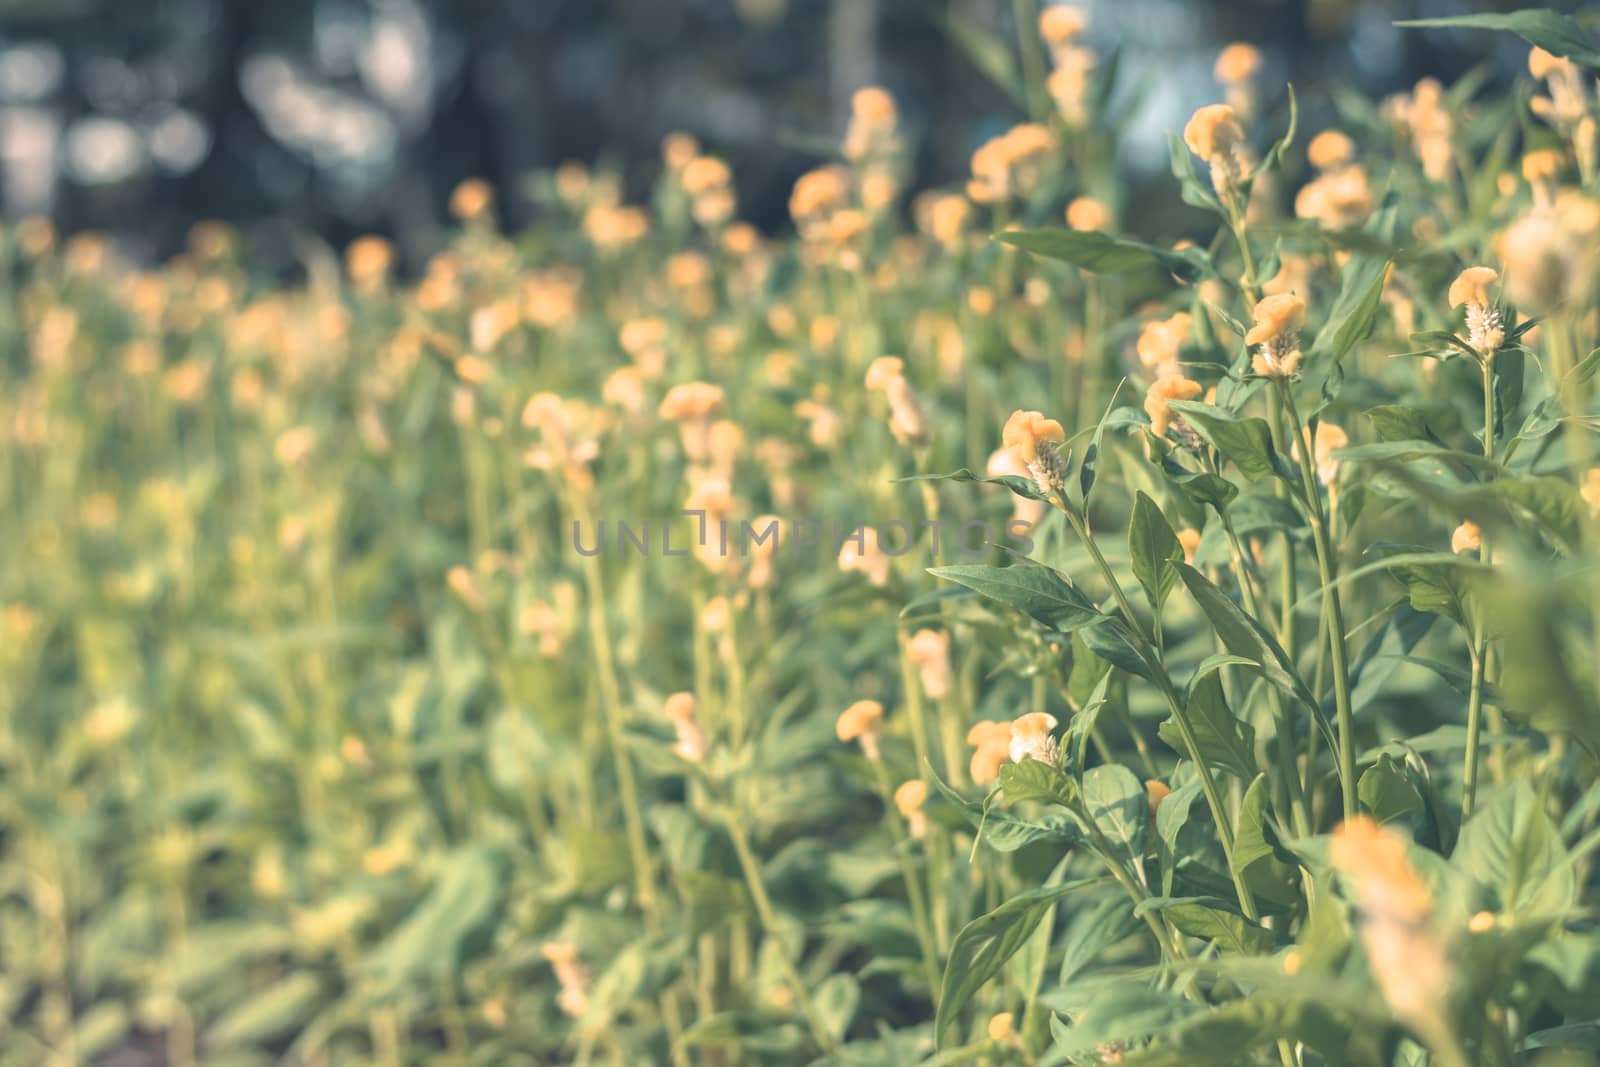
[1244,293,1306,345]
[1143,376,1203,436]
[1001,409,1066,466]
[1307,129,1356,171]
[1451,521,1482,555]
[1183,104,1243,161]
[836,699,885,760]
[1447,266,1499,309]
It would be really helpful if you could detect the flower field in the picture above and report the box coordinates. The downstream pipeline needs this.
[4,6,1600,1066]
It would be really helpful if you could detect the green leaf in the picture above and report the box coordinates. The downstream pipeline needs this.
[1160,674,1257,782]
[1129,491,1183,612]
[365,847,502,989]
[1058,894,1141,983]
[1161,456,1240,512]
[1140,896,1275,955]
[1366,404,1440,444]
[815,973,859,1045]
[1452,781,1577,920]
[998,758,1077,807]
[935,879,1100,1047]
[1046,981,1198,1060]
[1174,563,1320,723]
[1358,755,1428,828]
[1396,10,1600,70]
[1166,401,1280,482]
[931,774,1082,853]
[1311,256,1391,364]
[899,466,1048,501]
[994,228,1206,281]
[1082,764,1149,866]
[942,16,1027,107]
[211,972,323,1049]
[928,563,1104,633]
[1169,133,1222,211]
[1235,774,1300,907]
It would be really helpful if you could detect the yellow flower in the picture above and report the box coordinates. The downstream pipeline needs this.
[1143,376,1203,437]
[1183,103,1243,162]
[450,178,494,221]
[1145,778,1172,816]
[1038,6,1087,47]
[1176,528,1201,563]
[1007,711,1059,765]
[1001,409,1066,466]
[657,382,725,422]
[1582,468,1600,518]
[836,699,885,760]
[966,720,1013,784]
[1245,293,1306,378]
[1448,266,1499,309]
[1307,129,1356,171]
[895,779,929,838]
[1451,521,1482,555]
[1065,196,1111,232]
[907,629,953,701]
[1135,312,1190,376]
[1529,46,1569,80]
[987,1012,1016,1041]
[865,356,906,392]
[1522,148,1563,184]
[1328,817,1447,1034]
[1297,421,1348,485]
[1213,43,1261,86]
[1244,293,1306,345]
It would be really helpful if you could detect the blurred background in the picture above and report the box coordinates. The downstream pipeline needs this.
[0,0,1561,271]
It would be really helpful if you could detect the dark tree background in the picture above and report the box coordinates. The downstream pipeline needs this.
[0,0,1564,269]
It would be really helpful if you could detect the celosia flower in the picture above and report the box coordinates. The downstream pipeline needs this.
[1328,817,1449,1036]
[450,178,494,222]
[894,779,929,838]
[967,124,1054,204]
[1145,778,1172,816]
[1582,469,1600,519]
[1001,409,1067,492]
[1143,376,1203,437]
[838,527,892,587]
[542,942,592,1018]
[1135,312,1190,377]
[1184,104,1246,196]
[836,699,885,760]
[1295,420,1348,486]
[1529,46,1589,130]
[1066,196,1111,232]
[1295,164,1373,230]
[1245,293,1306,378]
[664,692,706,763]
[907,629,953,701]
[1176,528,1201,564]
[1007,711,1060,766]
[1214,43,1262,120]
[1038,6,1086,48]
[1448,266,1504,358]
[843,86,899,162]
[966,720,1013,784]
[1451,521,1481,555]
[1307,129,1356,171]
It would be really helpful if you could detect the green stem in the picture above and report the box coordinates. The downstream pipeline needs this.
[1464,356,1496,819]
[1277,382,1358,819]
[723,807,839,1055]
[1055,498,1260,920]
